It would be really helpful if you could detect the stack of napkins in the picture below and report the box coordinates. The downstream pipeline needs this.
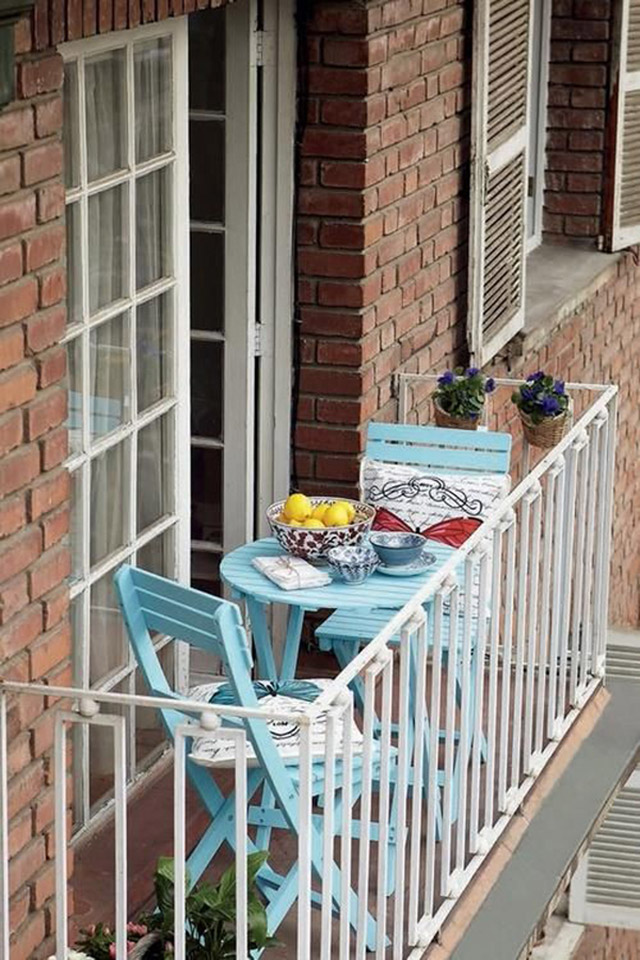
[252,555,331,591]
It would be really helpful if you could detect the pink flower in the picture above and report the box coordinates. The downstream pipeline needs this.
[126,923,148,937]
[109,945,116,960]
[127,941,136,953]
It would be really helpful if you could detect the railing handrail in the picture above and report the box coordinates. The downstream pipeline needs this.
[309,382,618,714]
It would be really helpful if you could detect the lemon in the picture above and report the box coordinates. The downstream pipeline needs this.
[311,502,329,522]
[323,503,350,527]
[276,512,287,523]
[283,493,312,522]
[287,518,303,527]
[333,499,356,522]
[302,518,325,529]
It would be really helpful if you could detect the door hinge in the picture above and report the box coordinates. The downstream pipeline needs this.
[253,323,263,356]
[254,28,275,67]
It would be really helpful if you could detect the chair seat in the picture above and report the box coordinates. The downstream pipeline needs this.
[188,678,363,769]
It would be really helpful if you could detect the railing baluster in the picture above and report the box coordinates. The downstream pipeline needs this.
[523,485,542,774]
[440,584,459,898]
[498,517,516,811]
[408,615,427,945]
[597,399,617,670]
[392,621,411,960]
[339,693,354,960]
[535,472,556,756]
[580,422,601,690]
[470,550,490,851]
[484,528,502,832]
[424,599,443,919]
[571,437,589,704]
[592,412,611,674]
[321,709,338,960]
[376,649,394,960]
[297,721,313,960]
[547,457,566,741]
[456,556,475,868]
[0,694,9,960]
[558,442,580,724]
[356,661,379,960]
[174,722,188,960]
[511,497,530,792]
[235,729,248,960]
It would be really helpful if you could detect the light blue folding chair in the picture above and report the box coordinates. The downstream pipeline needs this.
[114,565,380,948]
[316,422,512,842]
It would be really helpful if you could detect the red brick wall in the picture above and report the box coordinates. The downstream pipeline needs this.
[572,925,640,960]
[295,0,469,493]
[544,0,612,243]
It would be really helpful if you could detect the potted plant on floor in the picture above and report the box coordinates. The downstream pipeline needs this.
[511,371,571,448]
[74,852,277,960]
[432,367,496,430]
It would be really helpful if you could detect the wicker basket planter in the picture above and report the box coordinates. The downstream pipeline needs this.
[519,402,572,449]
[433,397,480,431]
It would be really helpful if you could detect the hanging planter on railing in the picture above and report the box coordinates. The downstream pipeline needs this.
[512,371,572,449]
[431,367,496,430]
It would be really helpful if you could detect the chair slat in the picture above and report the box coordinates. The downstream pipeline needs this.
[366,422,511,475]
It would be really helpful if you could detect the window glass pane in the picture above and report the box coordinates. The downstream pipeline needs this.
[88,184,128,313]
[66,201,82,323]
[191,550,221,595]
[67,334,83,454]
[137,527,174,578]
[85,49,127,181]
[135,37,173,162]
[191,340,222,439]
[70,468,84,581]
[63,62,80,188]
[88,680,126,806]
[191,446,222,544]
[70,594,84,684]
[89,578,128,685]
[190,231,224,332]
[189,120,224,223]
[136,167,172,289]
[135,644,173,764]
[189,8,225,112]
[137,414,173,533]
[90,441,129,567]
[90,313,131,439]
[137,294,172,412]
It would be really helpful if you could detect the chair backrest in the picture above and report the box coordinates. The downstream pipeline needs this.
[364,421,512,475]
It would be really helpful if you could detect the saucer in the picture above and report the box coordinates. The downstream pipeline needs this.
[377,549,437,577]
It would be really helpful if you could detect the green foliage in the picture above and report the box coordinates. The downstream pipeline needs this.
[432,367,495,420]
[75,853,277,960]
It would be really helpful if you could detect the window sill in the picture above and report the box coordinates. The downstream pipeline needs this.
[509,243,622,359]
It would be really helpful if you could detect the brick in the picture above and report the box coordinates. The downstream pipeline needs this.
[28,544,71,600]
[29,619,71,678]
[10,910,46,960]
[0,324,24,371]
[24,305,65,352]
[41,584,68,630]
[299,249,367,278]
[36,182,64,223]
[0,156,21,197]
[18,54,64,99]
[0,242,23,286]
[0,524,41,581]
[39,266,66,308]
[34,96,63,138]
[2,602,43,663]
[14,16,32,54]
[0,407,22,458]
[0,442,40,496]
[24,223,64,271]
[0,108,34,150]
[31,483,69,537]
[0,493,26,539]
[25,385,67,440]
[0,194,36,242]
[0,362,37,414]
[39,425,68,470]
[295,423,361,453]
[0,573,29,625]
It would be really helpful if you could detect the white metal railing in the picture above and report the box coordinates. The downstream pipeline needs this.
[0,378,618,959]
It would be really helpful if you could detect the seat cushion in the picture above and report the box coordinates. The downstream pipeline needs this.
[362,457,509,546]
[188,678,363,768]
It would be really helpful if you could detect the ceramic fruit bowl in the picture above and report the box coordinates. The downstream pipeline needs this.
[267,498,376,561]
[369,531,426,567]
[326,545,380,583]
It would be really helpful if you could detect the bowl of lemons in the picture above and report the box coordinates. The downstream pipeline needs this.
[267,494,376,561]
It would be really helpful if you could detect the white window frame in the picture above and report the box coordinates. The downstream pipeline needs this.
[608,0,640,250]
[61,18,190,829]
[526,0,552,254]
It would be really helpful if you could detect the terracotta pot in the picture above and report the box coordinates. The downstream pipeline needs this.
[432,396,480,431]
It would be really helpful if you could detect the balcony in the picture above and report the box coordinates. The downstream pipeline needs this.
[0,376,620,960]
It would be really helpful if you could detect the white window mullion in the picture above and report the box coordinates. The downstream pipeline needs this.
[609,0,640,250]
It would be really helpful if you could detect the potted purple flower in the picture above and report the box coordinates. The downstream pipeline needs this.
[432,367,496,430]
[512,371,571,448]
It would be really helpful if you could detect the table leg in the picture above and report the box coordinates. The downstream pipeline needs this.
[246,598,278,681]
[279,606,306,681]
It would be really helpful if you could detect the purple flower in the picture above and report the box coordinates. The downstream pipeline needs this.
[527,370,545,382]
[541,395,561,416]
[466,367,479,377]
[438,370,455,385]
[553,379,565,395]
[520,386,534,402]
[485,377,496,393]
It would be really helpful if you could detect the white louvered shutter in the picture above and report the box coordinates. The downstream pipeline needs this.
[468,0,532,366]
[609,0,640,249]
[569,637,640,928]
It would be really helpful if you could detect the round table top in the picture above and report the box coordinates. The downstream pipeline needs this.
[220,537,456,611]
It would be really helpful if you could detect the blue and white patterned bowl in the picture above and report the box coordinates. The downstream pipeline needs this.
[326,545,380,583]
[369,532,426,567]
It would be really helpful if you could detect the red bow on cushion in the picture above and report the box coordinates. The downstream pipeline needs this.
[372,507,482,548]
